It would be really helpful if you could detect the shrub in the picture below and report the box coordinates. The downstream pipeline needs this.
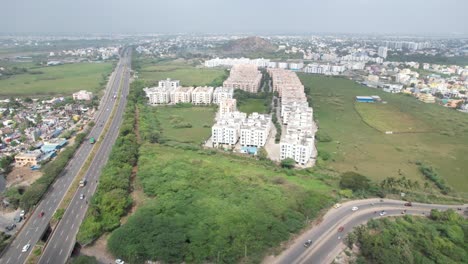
[339,171,371,192]
[281,158,296,169]
[316,131,332,142]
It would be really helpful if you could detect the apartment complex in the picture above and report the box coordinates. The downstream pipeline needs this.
[219,98,237,117]
[269,68,317,165]
[144,86,173,105]
[223,64,262,93]
[240,112,271,147]
[192,86,214,105]
[211,111,247,146]
[213,87,234,104]
[172,86,194,104]
[158,78,180,89]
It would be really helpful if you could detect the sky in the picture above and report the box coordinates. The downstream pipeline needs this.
[2,0,467,35]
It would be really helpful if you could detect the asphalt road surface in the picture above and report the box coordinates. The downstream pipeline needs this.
[0,48,131,264]
[37,49,131,264]
[272,198,466,264]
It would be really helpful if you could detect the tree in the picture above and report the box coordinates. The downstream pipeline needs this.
[280,158,295,169]
[339,172,371,192]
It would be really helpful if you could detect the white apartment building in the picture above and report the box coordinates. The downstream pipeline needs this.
[282,103,313,125]
[378,46,388,58]
[211,111,247,146]
[192,86,214,105]
[72,90,93,101]
[213,87,234,104]
[223,64,262,93]
[240,112,271,147]
[158,78,180,89]
[144,87,173,105]
[219,98,237,117]
[172,86,194,104]
[280,134,314,165]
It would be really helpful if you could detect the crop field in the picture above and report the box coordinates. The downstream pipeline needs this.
[355,103,432,133]
[0,62,113,97]
[300,74,468,193]
[138,59,227,87]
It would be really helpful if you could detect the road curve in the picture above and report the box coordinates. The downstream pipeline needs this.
[0,49,130,264]
[271,198,466,264]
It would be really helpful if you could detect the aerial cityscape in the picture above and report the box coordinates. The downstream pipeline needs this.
[0,0,467,264]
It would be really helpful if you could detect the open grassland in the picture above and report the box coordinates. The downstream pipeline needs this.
[108,143,333,264]
[299,75,468,193]
[0,62,113,97]
[238,98,268,114]
[137,59,227,86]
[140,105,216,144]
[355,103,432,133]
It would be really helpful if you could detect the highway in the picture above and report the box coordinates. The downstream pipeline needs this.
[0,48,131,264]
[37,49,131,264]
[272,198,466,264]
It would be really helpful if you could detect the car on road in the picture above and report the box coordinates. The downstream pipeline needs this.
[19,210,25,217]
[22,243,30,252]
[80,194,85,200]
[404,202,412,206]
[5,224,16,231]
[14,216,22,223]
[333,203,342,209]
[338,226,344,232]
[379,211,387,216]
[38,211,44,218]
[115,259,125,264]
[303,239,313,248]
[351,206,359,211]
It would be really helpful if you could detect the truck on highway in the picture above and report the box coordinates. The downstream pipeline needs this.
[79,179,87,187]
[89,137,96,144]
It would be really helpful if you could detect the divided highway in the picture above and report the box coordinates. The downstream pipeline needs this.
[272,198,466,264]
[38,49,131,264]
[0,49,131,264]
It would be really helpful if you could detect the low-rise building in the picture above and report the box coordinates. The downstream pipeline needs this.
[211,111,246,146]
[72,90,93,101]
[280,134,314,165]
[240,112,271,147]
[144,86,173,105]
[158,78,180,89]
[15,150,42,166]
[213,87,234,104]
[172,86,194,104]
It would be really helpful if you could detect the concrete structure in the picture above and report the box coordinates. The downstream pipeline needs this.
[223,64,262,93]
[211,111,246,147]
[72,90,93,101]
[158,78,180,89]
[355,96,375,103]
[213,87,234,104]
[240,112,272,147]
[192,86,214,105]
[15,150,42,166]
[144,86,173,105]
[419,93,436,103]
[378,46,388,58]
[280,134,314,165]
[172,86,194,104]
[219,98,237,117]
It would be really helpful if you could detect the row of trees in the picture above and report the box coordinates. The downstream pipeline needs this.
[347,209,467,264]
[76,81,142,245]
[5,132,87,210]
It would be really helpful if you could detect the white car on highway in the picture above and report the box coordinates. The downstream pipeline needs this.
[379,211,387,216]
[22,243,30,252]
[333,203,342,209]
[351,206,359,211]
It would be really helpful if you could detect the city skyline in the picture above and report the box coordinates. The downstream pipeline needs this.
[2,0,467,35]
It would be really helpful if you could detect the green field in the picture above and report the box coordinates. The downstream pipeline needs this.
[138,59,227,86]
[300,75,468,193]
[355,103,432,133]
[238,98,268,114]
[108,143,332,263]
[0,62,113,97]
[140,105,216,144]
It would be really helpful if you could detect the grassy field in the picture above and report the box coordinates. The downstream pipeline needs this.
[238,98,268,114]
[145,105,216,143]
[0,62,113,97]
[138,59,226,86]
[300,75,468,193]
[355,103,432,133]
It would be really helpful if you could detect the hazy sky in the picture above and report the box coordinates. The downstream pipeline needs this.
[2,0,467,35]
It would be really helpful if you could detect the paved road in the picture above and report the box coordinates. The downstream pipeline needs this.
[37,49,131,264]
[272,198,466,264]
[0,49,131,264]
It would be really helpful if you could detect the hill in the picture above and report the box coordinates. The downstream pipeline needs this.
[220,36,276,55]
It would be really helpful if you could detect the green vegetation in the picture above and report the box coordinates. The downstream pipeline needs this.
[10,132,87,211]
[108,144,332,263]
[77,80,141,245]
[388,54,468,66]
[0,155,15,174]
[417,163,451,194]
[234,89,272,114]
[349,209,468,264]
[280,158,296,169]
[0,232,11,252]
[139,105,216,144]
[300,75,468,193]
[137,58,226,86]
[53,208,65,221]
[70,255,99,264]
[0,62,113,97]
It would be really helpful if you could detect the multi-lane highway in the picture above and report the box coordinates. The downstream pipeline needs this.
[37,49,131,264]
[272,198,466,264]
[0,48,131,264]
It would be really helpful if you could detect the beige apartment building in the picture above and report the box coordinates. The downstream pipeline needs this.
[172,86,194,104]
[223,64,262,93]
[192,86,214,105]
[219,98,237,117]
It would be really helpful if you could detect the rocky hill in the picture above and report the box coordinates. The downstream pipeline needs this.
[220,36,276,55]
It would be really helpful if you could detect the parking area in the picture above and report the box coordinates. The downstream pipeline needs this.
[0,209,25,235]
